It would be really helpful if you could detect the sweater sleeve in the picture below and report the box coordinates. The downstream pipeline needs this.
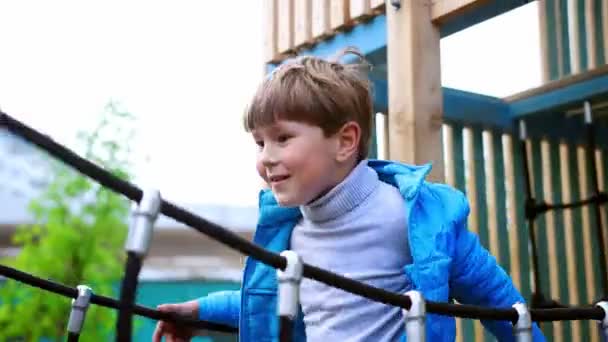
[198,290,241,328]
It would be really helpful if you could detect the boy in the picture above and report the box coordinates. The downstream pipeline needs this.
[153,49,545,341]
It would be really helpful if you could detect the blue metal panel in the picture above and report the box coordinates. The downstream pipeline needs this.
[442,87,511,129]
[509,73,608,117]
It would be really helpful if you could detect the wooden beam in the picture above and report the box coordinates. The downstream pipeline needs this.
[386,0,444,182]
[431,0,489,23]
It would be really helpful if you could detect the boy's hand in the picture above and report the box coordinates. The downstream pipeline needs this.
[152,299,199,342]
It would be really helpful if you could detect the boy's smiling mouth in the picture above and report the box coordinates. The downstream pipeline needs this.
[269,174,291,184]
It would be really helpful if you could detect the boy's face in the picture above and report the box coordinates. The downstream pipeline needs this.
[252,119,342,207]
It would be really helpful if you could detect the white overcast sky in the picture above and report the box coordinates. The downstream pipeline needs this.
[0,1,541,207]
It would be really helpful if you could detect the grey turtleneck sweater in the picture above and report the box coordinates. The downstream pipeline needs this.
[290,160,412,342]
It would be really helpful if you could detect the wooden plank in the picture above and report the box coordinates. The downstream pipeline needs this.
[349,0,371,20]
[386,0,444,182]
[312,0,331,38]
[584,0,597,69]
[442,123,464,342]
[538,0,551,82]
[330,0,350,30]
[462,127,484,342]
[431,0,488,24]
[278,0,295,53]
[554,0,565,78]
[263,0,279,63]
[541,139,563,342]
[604,0,608,63]
[559,143,581,342]
[567,0,581,74]
[483,131,500,261]
[558,0,571,77]
[577,145,599,342]
[503,134,522,291]
[294,0,312,47]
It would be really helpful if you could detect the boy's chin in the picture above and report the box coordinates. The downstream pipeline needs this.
[274,195,304,208]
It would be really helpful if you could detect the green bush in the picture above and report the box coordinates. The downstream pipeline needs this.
[0,102,138,341]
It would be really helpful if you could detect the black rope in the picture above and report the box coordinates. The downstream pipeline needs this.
[0,263,238,333]
[584,115,608,297]
[2,112,607,325]
[116,252,142,342]
[519,135,544,303]
[525,193,608,219]
[279,316,293,342]
[66,332,79,342]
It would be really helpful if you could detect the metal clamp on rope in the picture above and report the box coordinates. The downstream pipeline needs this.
[512,302,532,342]
[584,101,593,124]
[277,250,303,319]
[519,120,527,141]
[596,301,608,340]
[403,290,426,342]
[125,188,161,257]
[67,285,93,334]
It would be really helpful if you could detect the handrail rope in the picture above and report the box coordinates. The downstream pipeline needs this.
[1,112,606,324]
[525,193,608,219]
[0,263,238,333]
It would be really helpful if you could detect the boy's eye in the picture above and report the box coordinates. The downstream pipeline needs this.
[255,140,264,148]
[277,134,291,143]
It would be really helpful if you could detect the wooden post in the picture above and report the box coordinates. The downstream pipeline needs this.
[386,0,444,182]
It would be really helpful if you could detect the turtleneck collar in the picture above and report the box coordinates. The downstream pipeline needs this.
[300,160,379,224]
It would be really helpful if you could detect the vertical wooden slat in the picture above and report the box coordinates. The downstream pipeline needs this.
[603,0,608,63]
[560,143,581,342]
[463,127,484,342]
[538,0,550,81]
[593,0,605,65]
[294,0,312,47]
[483,131,500,261]
[541,139,563,342]
[584,0,597,68]
[278,0,295,53]
[330,0,350,31]
[312,0,331,38]
[503,134,522,291]
[549,142,572,341]
[349,0,370,19]
[559,0,572,76]
[442,123,464,342]
[567,0,581,73]
[577,146,599,342]
[568,143,591,342]
[493,133,510,274]
[263,0,278,62]
[553,0,565,78]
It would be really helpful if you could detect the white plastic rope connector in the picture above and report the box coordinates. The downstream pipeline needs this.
[277,250,303,319]
[584,101,593,124]
[403,290,426,342]
[596,301,608,341]
[512,302,532,342]
[67,285,93,334]
[519,120,527,141]
[125,188,161,257]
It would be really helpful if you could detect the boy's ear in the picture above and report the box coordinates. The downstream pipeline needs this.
[335,121,361,162]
